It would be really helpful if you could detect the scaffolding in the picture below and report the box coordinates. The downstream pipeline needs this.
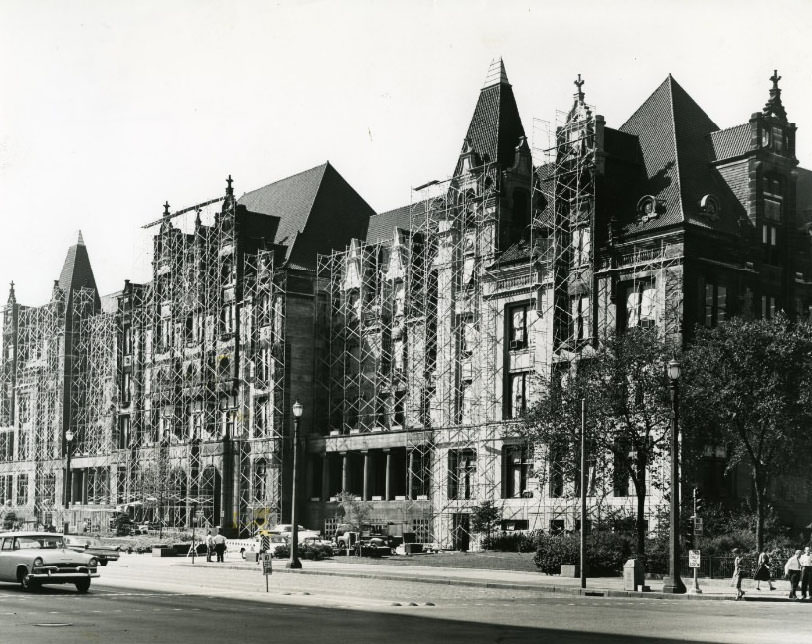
[527,87,684,530]
[0,287,65,529]
[0,179,291,537]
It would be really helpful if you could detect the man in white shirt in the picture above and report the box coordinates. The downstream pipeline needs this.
[785,549,803,599]
[799,547,812,599]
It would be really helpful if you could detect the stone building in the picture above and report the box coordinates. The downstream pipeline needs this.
[2,60,811,542]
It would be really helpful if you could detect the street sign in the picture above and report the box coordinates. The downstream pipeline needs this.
[689,550,701,568]
[262,553,273,575]
[694,518,703,536]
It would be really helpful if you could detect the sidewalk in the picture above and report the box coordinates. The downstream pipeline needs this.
[177,554,796,602]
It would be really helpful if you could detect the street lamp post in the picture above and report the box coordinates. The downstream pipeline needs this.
[287,400,303,569]
[65,429,75,507]
[663,359,686,594]
[64,428,74,535]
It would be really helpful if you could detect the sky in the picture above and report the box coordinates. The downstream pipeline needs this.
[2,0,811,305]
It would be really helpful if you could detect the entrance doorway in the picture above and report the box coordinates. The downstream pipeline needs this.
[452,513,470,551]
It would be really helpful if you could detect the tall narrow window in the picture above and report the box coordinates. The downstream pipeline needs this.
[571,295,591,341]
[448,449,477,500]
[572,227,591,267]
[508,305,529,349]
[507,371,530,419]
[253,458,267,501]
[626,283,655,329]
[502,444,531,498]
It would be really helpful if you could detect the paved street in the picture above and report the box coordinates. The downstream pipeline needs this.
[0,553,806,643]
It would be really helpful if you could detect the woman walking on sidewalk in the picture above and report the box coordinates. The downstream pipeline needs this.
[754,552,775,591]
[731,548,745,600]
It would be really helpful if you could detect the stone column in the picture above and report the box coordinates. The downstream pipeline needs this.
[407,450,414,500]
[384,449,391,501]
[341,452,348,492]
[321,454,330,501]
[362,451,369,501]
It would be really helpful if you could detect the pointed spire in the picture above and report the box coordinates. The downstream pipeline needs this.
[194,207,202,229]
[77,230,85,246]
[482,57,509,89]
[763,69,787,121]
[574,73,585,102]
[567,73,592,123]
[7,281,15,304]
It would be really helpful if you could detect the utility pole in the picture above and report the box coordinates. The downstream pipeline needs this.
[580,398,586,590]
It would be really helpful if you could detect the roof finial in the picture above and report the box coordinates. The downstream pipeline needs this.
[574,74,585,102]
[7,280,15,304]
[194,207,202,228]
[77,230,85,246]
[163,201,171,217]
[763,69,787,121]
[226,174,234,196]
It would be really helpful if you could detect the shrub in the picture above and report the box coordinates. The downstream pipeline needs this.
[483,530,542,553]
[533,531,633,576]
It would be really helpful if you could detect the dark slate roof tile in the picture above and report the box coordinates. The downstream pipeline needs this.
[455,66,526,175]
[238,163,328,251]
[366,203,413,244]
[709,123,752,161]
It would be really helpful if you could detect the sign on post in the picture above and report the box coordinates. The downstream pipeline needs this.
[694,518,704,536]
[262,553,273,592]
[688,550,701,568]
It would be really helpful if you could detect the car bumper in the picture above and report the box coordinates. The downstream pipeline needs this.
[31,570,100,581]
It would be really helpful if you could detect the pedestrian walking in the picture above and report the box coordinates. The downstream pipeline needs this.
[213,531,227,563]
[799,546,812,599]
[754,551,775,591]
[731,548,745,600]
[205,530,214,563]
[784,549,802,599]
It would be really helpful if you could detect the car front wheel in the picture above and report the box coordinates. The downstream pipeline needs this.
[75,579,91,593]
[20,572,39,592]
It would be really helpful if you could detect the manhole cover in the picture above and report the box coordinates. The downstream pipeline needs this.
[34,623,73,627]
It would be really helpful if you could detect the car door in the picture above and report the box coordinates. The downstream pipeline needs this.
[0,537,15,580]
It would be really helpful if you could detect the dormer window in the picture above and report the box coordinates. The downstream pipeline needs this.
[699,194,720,221]
[636,196,664,223]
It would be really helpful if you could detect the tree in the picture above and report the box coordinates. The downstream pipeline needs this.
[334,491,372,555]
[470,499,502,549]
[682,315,812,551]
[520,327,674,558]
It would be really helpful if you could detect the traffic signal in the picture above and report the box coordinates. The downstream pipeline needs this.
[693,488,703,517]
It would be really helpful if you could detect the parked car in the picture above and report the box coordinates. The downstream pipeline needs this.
[269,524,321,540]
[0,531,99,592]
[63,535,121,566]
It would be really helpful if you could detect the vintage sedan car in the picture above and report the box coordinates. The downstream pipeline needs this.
[63,535,120,565]
[0,531,100,592]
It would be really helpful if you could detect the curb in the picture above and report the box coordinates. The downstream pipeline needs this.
[176,561,794,602]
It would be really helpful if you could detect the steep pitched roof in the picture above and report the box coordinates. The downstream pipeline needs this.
[238,162,374,268]
[58,231,99,306]
[619,75,743,234]
[456,58,526,174]
[709,123,751,161]
[366,203,413,245]
[239,164,328,250]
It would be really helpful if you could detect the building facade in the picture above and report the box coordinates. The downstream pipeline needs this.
[2,61,811,542]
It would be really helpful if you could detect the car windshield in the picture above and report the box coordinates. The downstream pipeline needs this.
[16,536,63,549]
